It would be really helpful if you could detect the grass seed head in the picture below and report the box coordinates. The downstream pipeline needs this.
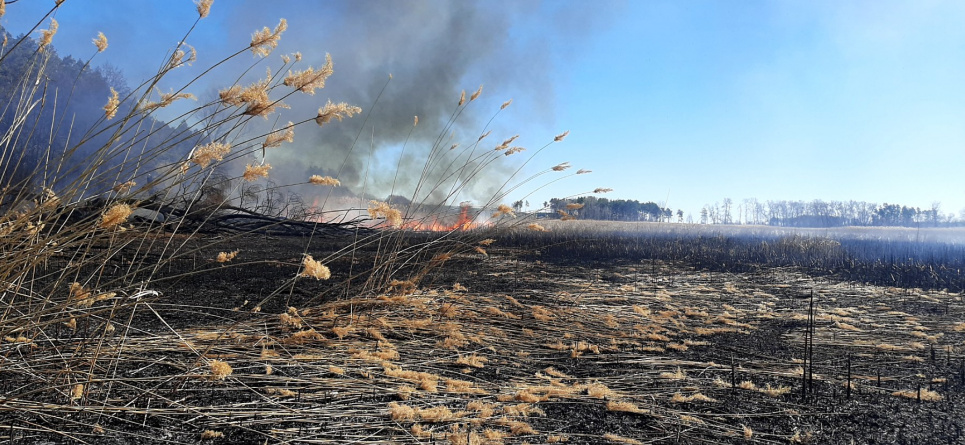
[527,223,546,232]
[243,163,271,181]
[100,204,132,229]
[208,360,232,381]
[284,54,333,94]
[299,255,331,280]
[263,122,295,149]
[251,18,287,56]
[92,32,108,52]
[200,430,223,440]
[104,87,121,120]
[39,18,58,50]
[190,142,231,168]
[215,251,238,263]
[195,0,213,18]
[316,100,361,126]
[309,175,340,186]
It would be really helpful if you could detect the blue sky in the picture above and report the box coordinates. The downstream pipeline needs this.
[4,1,964,220]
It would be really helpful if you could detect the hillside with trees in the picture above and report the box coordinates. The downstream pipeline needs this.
[0,27,197,199]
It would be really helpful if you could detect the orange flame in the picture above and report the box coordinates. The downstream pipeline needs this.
[402,204,482,232]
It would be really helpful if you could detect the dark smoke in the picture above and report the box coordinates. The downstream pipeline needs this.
[212,0,619,210]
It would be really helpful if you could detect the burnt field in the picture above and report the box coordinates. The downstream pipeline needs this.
[4,225,965,444]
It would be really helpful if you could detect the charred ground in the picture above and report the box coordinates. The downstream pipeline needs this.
[3,226,965,444]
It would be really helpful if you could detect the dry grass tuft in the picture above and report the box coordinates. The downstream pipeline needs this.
[892,388,942,402]
[671,392,717,403]
[101,204,132,228]
[659,367,686,380]
[760,383,791,397]
[317,100,362,126]
[299,255,331,280]
[606,400,650,414]
[250,18,287,56]
[190,142,231,168]
[216,251,239,263]
[603,433,644,445]
[309,175,340,186]
[455,353,488,368]
[208,360,232,381]
[200,430,223,440]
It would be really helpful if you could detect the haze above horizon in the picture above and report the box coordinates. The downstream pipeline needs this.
[4,0,963,220]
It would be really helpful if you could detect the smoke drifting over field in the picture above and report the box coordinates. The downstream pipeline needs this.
[214,1,615,206]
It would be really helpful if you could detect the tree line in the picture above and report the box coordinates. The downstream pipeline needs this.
[699,198,957,228]
[537,195,961,228]
[543,196,680,222]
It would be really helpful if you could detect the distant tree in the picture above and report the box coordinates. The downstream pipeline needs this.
[676,209,684,223]
[512,199,523,213]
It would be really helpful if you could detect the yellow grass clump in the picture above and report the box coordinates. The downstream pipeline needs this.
[243,163,271,181]
[527,223,546,232]
[195,0,213,18]
[200,430,223,440]
[316,100,362,126]
[455,353,488,368]
[299,255,331,280]
[367,200,402,227]
[215,250,238,263]
[603,433,644,445]
[309,175,340,186]
[659,367,686,380]
[71,384,84,401]
[104,87,120,119]
[760,383,791,397]
[606,400,650,414]
[284,54,333,95]
[586,382,613,399]
[92,31,107,52]
[671,392,717,403]
[101,203,132,228]
[208,360,232,381]
[250,18,287,56]
[39,18,58,50]
[892,388,942,402]
[190,142,231,168]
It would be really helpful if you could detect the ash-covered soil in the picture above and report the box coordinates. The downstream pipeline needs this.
[3,231,965,444]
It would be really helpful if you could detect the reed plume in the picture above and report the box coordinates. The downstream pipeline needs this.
[208,360,232,380]
[93,32,108,52]
[367,201,402,227]
[316,100,361,126]
[300,255,331,280]
[216,251,239,263]
[243,163,271,181]
[309,175,340,186]
[101,204,133,229]
[283,53,333,95]
[39,18,58,50]
[195,0,213,18]
[190,141,231,168]
[251,18,287,57]
[103,88,120,119]
[262,122,294,149]
[551,162,570,171]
